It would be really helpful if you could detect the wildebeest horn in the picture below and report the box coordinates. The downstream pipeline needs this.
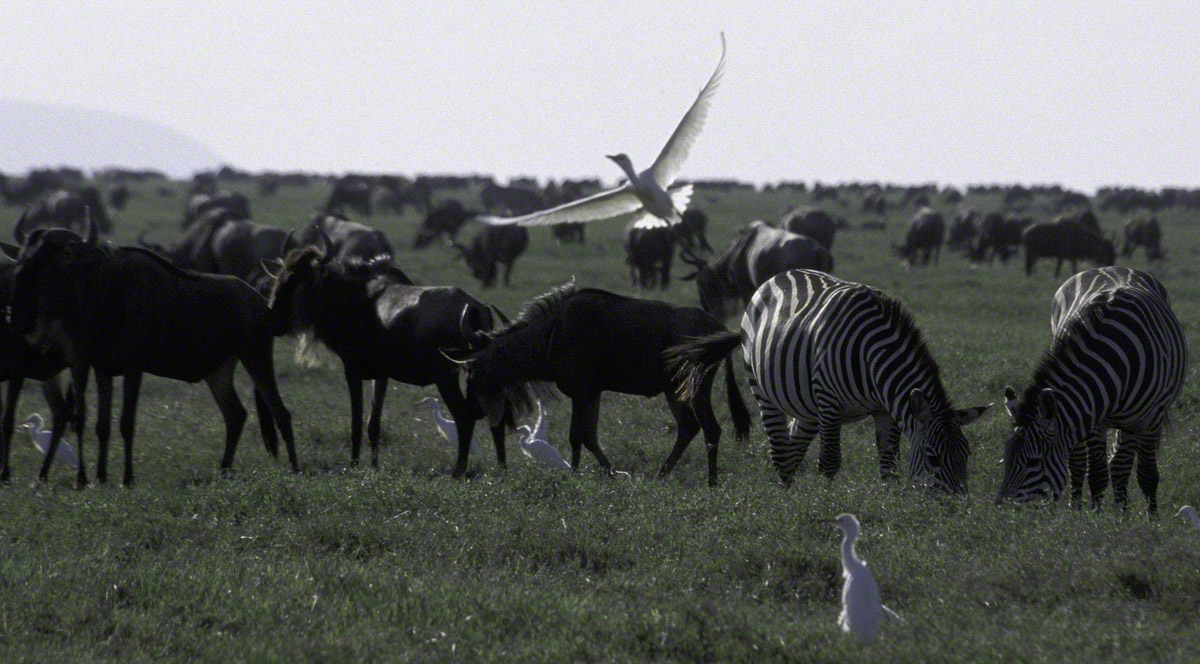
[489,305,511,329]
[280,228,297,255]
[84,206,98,244]
[678,244,707,269]
[316,223,333,255]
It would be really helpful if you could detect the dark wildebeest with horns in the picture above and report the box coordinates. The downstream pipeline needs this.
[3,222,298,488]
[14,188,112,243]
[893,207,945,266]
[324,175,374,217]
[1122,216,1163,261]
[780,206,835,251]
[946,208,979,253]
[452,224,529,289]
[414,200,478,249]
[624,218,676,289]
[480,184,544,216]
[676,208,712,252]
[447,282,751,486]
[969,213,1028,264]
[262,233,509,474]
[680,220,832,320]
[182,190,250,229]
[1021,215,1116,276]
[301,213,394,266]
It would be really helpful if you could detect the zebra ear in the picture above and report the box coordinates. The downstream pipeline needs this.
[953,403,992,426]
[1036,388,1058,429]
[1003,386,1019,420]
[909,388,933,424]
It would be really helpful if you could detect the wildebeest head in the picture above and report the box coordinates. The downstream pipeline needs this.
[2,214,103,344]
[996,386,1069,505]
[451,239,497,288]
[262,242,329,337]
[678,247,737,319]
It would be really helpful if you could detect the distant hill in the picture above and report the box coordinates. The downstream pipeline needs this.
[0,99,222,178]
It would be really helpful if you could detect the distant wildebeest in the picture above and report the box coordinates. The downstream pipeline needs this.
[893,207,945,266]
[624,218,676,289]
[452,224,529,289]
[448,282,750,486]
[13,188,112,243]
[4,222,298,487]
[1122,216,1163,261]
[108,185,131,211]
[0,171,67,206]
[183,190,250,229]
[324,175,374,217]
[263,236,508,474]
[1021,215,1116,276]
[946,208,979,252]
[480,184,545,216]
[680,220,833,319]
[551,223,586,244]
[676,208,712,252]
[969,213,1028,264]
[862,190,888,215]
[781,206,835,250]
[301,213,394,266]
[414,200,478,249]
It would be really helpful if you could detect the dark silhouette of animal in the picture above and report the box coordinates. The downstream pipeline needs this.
[183,190,250,228]
[676,208,712,251]
[13,188,112,243]
[946,208,979,252]
[450,283,750,486]
[480,184,545,215]
[109,185,131,211]
[781,206,835,250]
[414,200,477,249]
[1122,216,1163,260]
[263,237,507,474]
[301,213,394,266]
[969,214,1028,264]
[862,191,888,215]
[452,225,528,288]
[0,171,67,206]
[5,223,297,488]
[376,176,433,215]
[893,207,945,266]
[624,219,676,289]
[552,223,586,243]
[680,221,832,319]
[1021,216,1116,276]
[324,175,374,217]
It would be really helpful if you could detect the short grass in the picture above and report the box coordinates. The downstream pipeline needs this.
[1,180,1198,663]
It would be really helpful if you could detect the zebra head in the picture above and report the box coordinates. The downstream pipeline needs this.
[996,386,1070,504]
[906,388,992,494]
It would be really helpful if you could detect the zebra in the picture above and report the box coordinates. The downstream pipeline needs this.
[667,269,991,492]
[996,267,1187,515]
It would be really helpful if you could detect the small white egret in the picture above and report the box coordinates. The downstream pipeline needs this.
[477,33,726,230]
[828,513,902,645]
[517,402,571,471]
[1176,505,1200,532]
[414,397,473,454]
[21,414,79,469]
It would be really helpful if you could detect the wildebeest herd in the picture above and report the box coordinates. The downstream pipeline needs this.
[0,170,1189,519]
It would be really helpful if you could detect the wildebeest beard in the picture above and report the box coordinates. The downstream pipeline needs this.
[480,380,556,429]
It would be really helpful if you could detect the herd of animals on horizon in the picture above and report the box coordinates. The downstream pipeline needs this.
[0,34,1195,645]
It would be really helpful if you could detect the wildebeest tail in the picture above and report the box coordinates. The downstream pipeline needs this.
[664,330,744,404]
[723,354,751,441]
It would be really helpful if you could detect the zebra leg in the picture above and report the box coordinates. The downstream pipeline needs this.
[755,395,801,486]
[1068,442,1086,508]
[1110,430,1137,510]
[872,413,902,481]
[1086,428,1109,508]
[1133,431,1160,517]
[816,415,843,480]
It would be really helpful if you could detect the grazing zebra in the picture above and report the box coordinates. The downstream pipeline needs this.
[996,267,1187,515]
[668,269,990,492]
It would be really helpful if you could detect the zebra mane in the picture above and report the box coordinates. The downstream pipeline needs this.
[872,291,953,410]
[489,280,579,339]
[1014,298,1112,425]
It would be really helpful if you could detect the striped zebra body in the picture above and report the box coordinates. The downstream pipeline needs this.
[740,269,989,491]
[997,267,1187,514]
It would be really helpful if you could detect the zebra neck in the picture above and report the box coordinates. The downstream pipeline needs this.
[1030,368,1103,443]
[879,369,947,433]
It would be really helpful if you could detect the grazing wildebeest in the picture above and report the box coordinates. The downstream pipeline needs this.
[480,184,545,215]
[893,207,945,266]
[450,283,750,486]
[624,218,676,289]
[946,208,979,252]
[680,220,833,319]
[780,206,835,250]
[414,200,477,249]
[325,175,374,217]
[182,190,250,228]
[676,208,712,251]
[4,222,297,488]
[452,224,529,289]
[263,237,508,474]
[1021,216,1116,276]
[14,188,112,242]
[301,213,394,266]
[1122,216,1163,261]
[969,213,1028,264]
[109,185,131,211]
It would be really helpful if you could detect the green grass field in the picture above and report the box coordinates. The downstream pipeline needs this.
[1,181,1198,663]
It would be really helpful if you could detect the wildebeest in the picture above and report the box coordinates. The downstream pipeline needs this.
[263,236,507,474]
[414,200,477,249]
[183,190,250,228]
[946,208,979,252]
[13,188,112,243]
[449,283,750,486]
[1122,216,1163,260]
[893,207,945,266]
[680,220,832,319]
[624,218,676,289]
[324,175,374,217]
[968,213,1028,264]
[452,225,529,289]
[1021,215,1116,276]
[109,185,132,211]
[676,208,712,251]
[301,213,394,266]
[0,170,70,206]
[4,222,297,487]
[480,184,545,215]
[780,206,835,250]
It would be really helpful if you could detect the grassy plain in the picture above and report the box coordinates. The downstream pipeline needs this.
[0,180,1198,662]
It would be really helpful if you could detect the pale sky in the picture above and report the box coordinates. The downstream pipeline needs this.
[3,2,1199,191]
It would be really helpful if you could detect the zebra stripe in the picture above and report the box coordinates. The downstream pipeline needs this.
[740,269,988,492]
[997,267,1187,514]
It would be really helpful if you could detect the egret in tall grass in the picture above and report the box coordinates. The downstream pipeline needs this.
[516,401,570,470]
[414,397,473,454]
[1177,505,1200,532]
[478,33,726,230]
[21,414,79,469]
[828,513,902,644]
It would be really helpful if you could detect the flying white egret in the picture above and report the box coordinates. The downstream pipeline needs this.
[517,401,571,471]
[828,513,902,644]
[414,397,473,454]
[1177,505,1200,532]
[21,414,79,469]
[477,33,726,230]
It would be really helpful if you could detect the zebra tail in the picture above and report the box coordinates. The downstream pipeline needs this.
[664,330,744,404]
[723,354,751,441]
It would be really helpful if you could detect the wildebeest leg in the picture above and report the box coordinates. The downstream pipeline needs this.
[0,378,22,483]
[438,377,474,478]
[94,373,113,484]
[657,396,702,481]
[252,389,279,459]
[570,395,611,473]
[119,372,142,486]
[1024,252,1035,275]
[489,417,507,470]
[241,349,298,473]
[206,358,248,472]
[48,366,90,489]
[366,378,388,468]
[502,261,514,288]
[345,370,365,465]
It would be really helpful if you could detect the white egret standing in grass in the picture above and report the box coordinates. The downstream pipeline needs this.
[517,401,570,470]
[1177,505,1200,532]
[477,33,726,231]
[21,414,79,469]
[828,513,902,644]
[414,397,473,454]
